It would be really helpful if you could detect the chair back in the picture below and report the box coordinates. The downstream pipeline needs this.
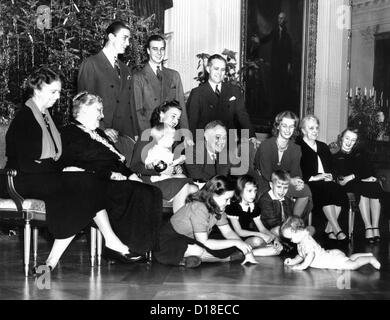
[0,124,8,169]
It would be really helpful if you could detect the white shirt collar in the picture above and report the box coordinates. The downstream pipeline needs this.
[268,190,285,202]
[208,81,221,93]
[149,61,162,75]
[102,47,117,68]
[240,202,255,212]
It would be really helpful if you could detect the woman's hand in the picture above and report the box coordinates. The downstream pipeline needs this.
[310,173,333,182]
[361,176,377,182]
[110,172,127,181]
[160,165,175,177]
[104,128,119,143]
[290,177,304,191]
[128,173,142,182]
[338,174,355,186]
[235,240,253,255]
[62,166,85,172]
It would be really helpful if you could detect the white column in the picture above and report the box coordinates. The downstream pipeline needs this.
[164,0,242,95]
[315,0,350,143]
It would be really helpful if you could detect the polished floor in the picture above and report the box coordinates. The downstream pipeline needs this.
[0,226,389,301]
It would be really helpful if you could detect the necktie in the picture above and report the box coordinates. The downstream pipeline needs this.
[280,200,285,221]
[215,85,220,97]
[114,57,121,79]
[156,66,162,81]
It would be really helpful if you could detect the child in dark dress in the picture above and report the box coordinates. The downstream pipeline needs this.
[226,175,283,256]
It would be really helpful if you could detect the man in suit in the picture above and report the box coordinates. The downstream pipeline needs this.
[77,21,138,164]
[186,54,259,147]
[184,120,231,182]
[131,34,192,144]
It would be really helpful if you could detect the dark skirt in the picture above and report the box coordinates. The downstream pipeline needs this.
[344,180,384,202]
[105,180,163,254]
[0,172,105,239]
[154,222,237,266]
[308,181,348,209]
[141,176,192,201]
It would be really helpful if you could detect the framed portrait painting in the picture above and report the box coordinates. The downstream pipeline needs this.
[240,0,318,132]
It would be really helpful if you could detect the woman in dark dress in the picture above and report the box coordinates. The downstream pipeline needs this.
[60,92,163,255]
[298,115,348,240]
[0,67,136,271]
[130,101,197,213]
[333,128,384,242]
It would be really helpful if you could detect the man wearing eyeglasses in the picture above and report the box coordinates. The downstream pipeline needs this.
[77,21,138,165]
[131,34,191,144]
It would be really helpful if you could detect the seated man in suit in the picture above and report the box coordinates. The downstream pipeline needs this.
[77,21,138,165]
[186,54,259,149]
[184,120,231,183]
[131,34,192,146]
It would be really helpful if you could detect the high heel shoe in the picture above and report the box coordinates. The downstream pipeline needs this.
[335,230,348,241]
[372,227,381,242]
[32,264,53,276]
[103,246,142,264]
[365,228,375,244]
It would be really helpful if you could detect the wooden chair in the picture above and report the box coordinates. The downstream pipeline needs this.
[307,192,357,240]
[0,169,103,276]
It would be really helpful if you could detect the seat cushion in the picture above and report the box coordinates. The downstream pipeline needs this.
[0,198,46,222]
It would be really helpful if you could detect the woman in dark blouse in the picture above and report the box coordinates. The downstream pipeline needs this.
[298,115,348,240]
[332,127,384,242]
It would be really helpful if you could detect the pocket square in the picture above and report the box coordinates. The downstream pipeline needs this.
[229,96,237,101]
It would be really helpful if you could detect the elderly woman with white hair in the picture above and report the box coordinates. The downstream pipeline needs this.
[60,92,164,258]
[297,115,349,240]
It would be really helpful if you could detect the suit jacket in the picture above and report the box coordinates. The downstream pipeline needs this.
[77,51,139,139]
[184,145,231,182]
[186,82,255,138]
[131,63,188,134]
[298,139,335,182]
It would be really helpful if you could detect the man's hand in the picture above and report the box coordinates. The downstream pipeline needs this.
[290,177,304,191]
[104,128,119,143]
[249,137,261,149]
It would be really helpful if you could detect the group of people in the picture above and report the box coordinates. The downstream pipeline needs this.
[0,20,384,273]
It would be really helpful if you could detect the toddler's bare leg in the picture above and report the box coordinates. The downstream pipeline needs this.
[342,257,381,270]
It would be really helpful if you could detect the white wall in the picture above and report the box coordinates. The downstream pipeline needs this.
[164,0,242,95]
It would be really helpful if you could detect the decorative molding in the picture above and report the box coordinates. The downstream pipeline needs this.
[303,0,319,115]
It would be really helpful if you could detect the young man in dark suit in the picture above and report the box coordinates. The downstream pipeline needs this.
[77,21,138,164]
[186,54,259,148]
[131,35,192,145]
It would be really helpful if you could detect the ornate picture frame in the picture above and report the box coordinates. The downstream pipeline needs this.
[240,0,318,132]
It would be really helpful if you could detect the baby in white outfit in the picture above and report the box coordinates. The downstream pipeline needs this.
[281,217,381,271]
[145,124,186,182]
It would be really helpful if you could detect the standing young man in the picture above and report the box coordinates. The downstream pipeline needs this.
[131,34,191,143]
[78,21,138,163]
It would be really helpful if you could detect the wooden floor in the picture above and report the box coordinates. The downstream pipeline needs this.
[1,228,390,301]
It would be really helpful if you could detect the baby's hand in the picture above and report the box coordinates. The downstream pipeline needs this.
[284,258,292,266]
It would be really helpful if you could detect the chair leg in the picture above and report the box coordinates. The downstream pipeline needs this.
[90,227,97,267]
[33,227,38,266]
[96,229,102,266]
[147,251,153,263]
[348,202,355,240]
[308,212,312,226]
[24,221,31,277]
